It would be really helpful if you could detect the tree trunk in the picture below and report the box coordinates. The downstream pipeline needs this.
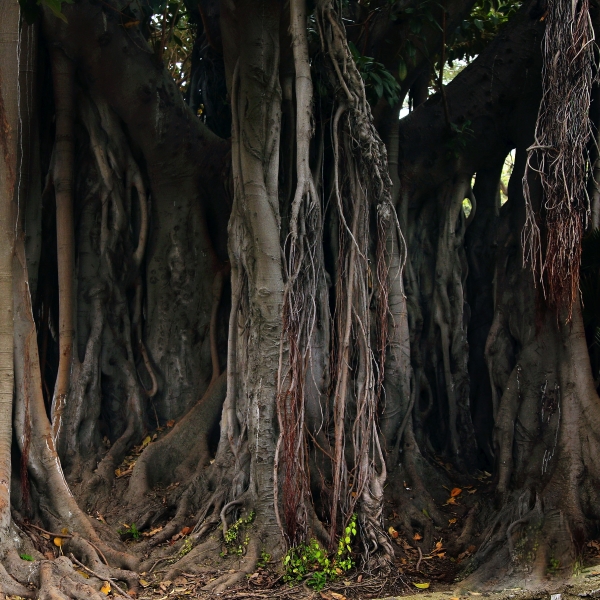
[0,0,19,545]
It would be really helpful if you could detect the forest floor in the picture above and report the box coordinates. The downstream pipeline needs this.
[7,429,600,600]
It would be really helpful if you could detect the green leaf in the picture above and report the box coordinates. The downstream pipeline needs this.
[398,58,408,81]
[40,0,73,22]
[20,553,34,561]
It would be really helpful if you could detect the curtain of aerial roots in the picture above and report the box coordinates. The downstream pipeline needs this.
[276,0,397,560]
[522,0,595,318]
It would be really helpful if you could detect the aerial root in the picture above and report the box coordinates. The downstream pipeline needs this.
[0,561,34,598]
[38,557,109,600]
[163,538,222,580]
[202,537,260,594]
[64,535,139,594]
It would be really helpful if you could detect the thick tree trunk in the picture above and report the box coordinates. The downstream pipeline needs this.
[222,0,284,548]
[42,0,230,431]
[0,0,19,546]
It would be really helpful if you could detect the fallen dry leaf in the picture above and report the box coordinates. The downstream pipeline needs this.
[101,581,111,594]
[142,526,163,537]
[413,532,422,541]
[450,487,462,497]
[448,518,457,524]
[320,592,347,600]
[166,420,175,427]
[388,526,399,538]
[468,489,478,494]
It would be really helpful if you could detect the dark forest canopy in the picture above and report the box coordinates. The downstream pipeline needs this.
[1,0,600,597]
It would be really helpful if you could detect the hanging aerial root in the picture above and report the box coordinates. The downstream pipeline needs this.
[522,0,595,319]
[311,0,396,564]
[275,0,320,546]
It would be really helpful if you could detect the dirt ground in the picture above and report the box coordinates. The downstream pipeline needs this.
[7,432,600,600]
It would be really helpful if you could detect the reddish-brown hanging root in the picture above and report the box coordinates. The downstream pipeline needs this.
[312,0,395,563]
[522,0,595,319]
[275,0,318,546]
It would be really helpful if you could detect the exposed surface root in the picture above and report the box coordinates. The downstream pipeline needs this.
[0,561,34,598]
[201,538,259,594]
[38,557,107,600]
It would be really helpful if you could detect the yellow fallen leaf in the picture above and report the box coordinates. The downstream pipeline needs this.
[53,537,63,547]
[450,487,462,497]
[414,582,430,589]
[76,570,89,579]
[388,526,399,538]
[142,526,163,537]
[413,532,422,541]
[140,579,150,587]
[101,581,111,594]
[61,527,69,534]
[141,436,151,448]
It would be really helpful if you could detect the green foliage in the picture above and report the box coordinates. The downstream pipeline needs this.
[178,537,193,558]
[257,550,271,568]
[445,120,474,158]
[283,514,357,591]
[19,0,73,25]
[221,510,255,556]
[348,43,402,107]
[117,523,141,540]
[548,556,560,575]
[148,0,195,93]
[19,553,34,561]
[449,0,521,63]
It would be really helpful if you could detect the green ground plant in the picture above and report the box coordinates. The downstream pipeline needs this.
[283,514,357,591]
